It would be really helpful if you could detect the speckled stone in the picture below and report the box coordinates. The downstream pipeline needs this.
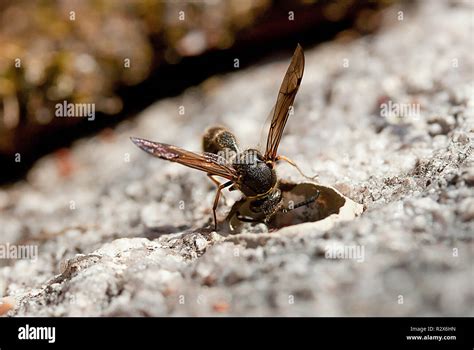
[1,1,473,316]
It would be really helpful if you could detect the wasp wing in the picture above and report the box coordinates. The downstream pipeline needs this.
[131,137,238,181]
[264,44,305,162]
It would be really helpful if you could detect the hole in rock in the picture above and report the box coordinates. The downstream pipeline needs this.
[222,180,347,234]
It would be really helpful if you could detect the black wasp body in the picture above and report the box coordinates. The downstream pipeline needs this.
[131,44,318,230]
[202,126,282,218]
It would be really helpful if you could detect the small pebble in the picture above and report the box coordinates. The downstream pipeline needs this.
[459,198,474,222]
[462,168,474,186]
[195,236,208,252]
[0,297,15,315]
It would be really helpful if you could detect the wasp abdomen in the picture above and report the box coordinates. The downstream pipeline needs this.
[202,126,240,157]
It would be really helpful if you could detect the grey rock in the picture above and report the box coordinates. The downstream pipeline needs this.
[0,1,473,316]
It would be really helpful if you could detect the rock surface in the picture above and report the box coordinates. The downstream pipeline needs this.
[1,1,473,316]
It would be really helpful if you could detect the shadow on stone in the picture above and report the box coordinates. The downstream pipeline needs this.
[222,180,360,234]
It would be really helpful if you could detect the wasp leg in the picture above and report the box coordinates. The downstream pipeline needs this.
[263,191,320,225]
[279,191,320,213]
[276,155,318,180]
[212,180,234,231]
[207,174,230,203]
[263,202,284,224]
[207,174,222,187]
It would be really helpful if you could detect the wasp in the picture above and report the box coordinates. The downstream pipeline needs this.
[131,44,318,230]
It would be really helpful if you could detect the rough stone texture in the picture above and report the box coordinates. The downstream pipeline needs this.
[1,1,473,316]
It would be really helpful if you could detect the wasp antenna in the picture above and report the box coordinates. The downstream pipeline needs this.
[276,155,318,180]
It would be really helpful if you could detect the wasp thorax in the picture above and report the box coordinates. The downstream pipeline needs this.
[232,149,277,197]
